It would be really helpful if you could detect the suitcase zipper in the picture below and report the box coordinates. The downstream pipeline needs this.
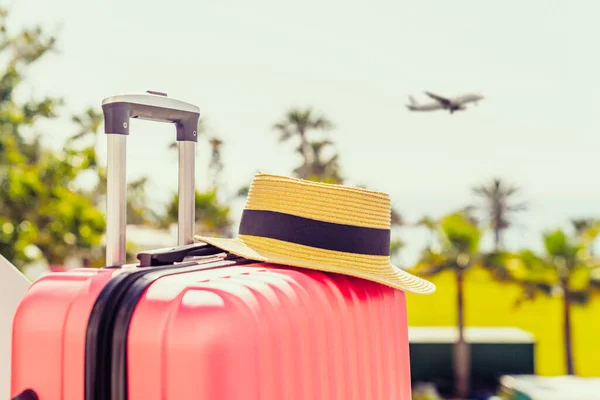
[85,264,183,400]
[84,252,253,400]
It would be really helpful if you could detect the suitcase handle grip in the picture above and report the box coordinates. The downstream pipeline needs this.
[101,91,200,142]
[136,242,225,267]
[101,91,201,267]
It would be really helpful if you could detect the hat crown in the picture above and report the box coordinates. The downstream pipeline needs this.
[195,173,436,294]
[243,174,392,230]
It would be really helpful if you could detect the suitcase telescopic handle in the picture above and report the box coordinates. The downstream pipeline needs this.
[101,91,201,267]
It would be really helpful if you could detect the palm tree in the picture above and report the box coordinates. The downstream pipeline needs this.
[160,189,233,237]
[299,140,343,184]
[472,178,527,250]
[391,207,404,227]
[235,185,250,199]
[272,108,334,180]
[411,212,482,399]
[571,218,600,256]
[509,225,599,375]
[571,218,596,236]
[591,267,600,290]
[208,137,224,189]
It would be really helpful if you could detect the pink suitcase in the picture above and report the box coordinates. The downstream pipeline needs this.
[11,92,413,400]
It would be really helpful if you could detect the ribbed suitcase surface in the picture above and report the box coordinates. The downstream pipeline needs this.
[124,263,411,400]
[11,261,412,400]
[11,268,114,399]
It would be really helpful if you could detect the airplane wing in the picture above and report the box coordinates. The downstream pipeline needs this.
[424,91,452,106]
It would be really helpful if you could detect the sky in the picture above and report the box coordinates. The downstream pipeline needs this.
[6,0,600,265]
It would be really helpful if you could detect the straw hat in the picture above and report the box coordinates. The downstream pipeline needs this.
[194,173,435,294]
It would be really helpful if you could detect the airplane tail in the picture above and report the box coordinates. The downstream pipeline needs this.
[408,96,418,106]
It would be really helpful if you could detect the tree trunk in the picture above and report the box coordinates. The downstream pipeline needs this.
[298,129,310,179]
[454,268,470,399]
[494,227,501,251]
[563,280,575,375]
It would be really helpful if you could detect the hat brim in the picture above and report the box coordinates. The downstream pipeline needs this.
[195,235,436,295]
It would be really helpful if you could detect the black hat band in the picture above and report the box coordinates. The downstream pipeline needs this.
[238,209,391,257]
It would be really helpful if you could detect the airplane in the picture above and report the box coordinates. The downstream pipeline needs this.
[406,91,485,114]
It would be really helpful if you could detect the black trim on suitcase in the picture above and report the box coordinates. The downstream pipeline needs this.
[84,251,253,400]
[111,255,255,400]
[85,244,226,400]
[85,269,138,400]
[85,261,208,400]
[11,389,38,400]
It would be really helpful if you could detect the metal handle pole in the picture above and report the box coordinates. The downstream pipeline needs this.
[106,134,127,266]
[102,92,200,265]
[178,141,196,245]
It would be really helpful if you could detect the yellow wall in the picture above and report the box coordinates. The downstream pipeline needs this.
[405,266,600,376]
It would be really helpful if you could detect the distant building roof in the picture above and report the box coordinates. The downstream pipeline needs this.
[408,326,535,344]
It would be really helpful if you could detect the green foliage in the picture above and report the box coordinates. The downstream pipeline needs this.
[409,211,483,399]
[126,176,157,226]
[0,9,106,269]
[34,186,105,264]
[0,8,61,161]
[300,140,343,184]
[411,211,482,277]
[439,212,481,255]
[68,108,104,144]
[543,229,580,264]
[0,146,105,267]
[500,224,598,375]
[485,224,599,307]
[162,189,232,237]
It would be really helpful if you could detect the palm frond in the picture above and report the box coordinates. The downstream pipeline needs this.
[391,208,404,226]
[508,202,528,212]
